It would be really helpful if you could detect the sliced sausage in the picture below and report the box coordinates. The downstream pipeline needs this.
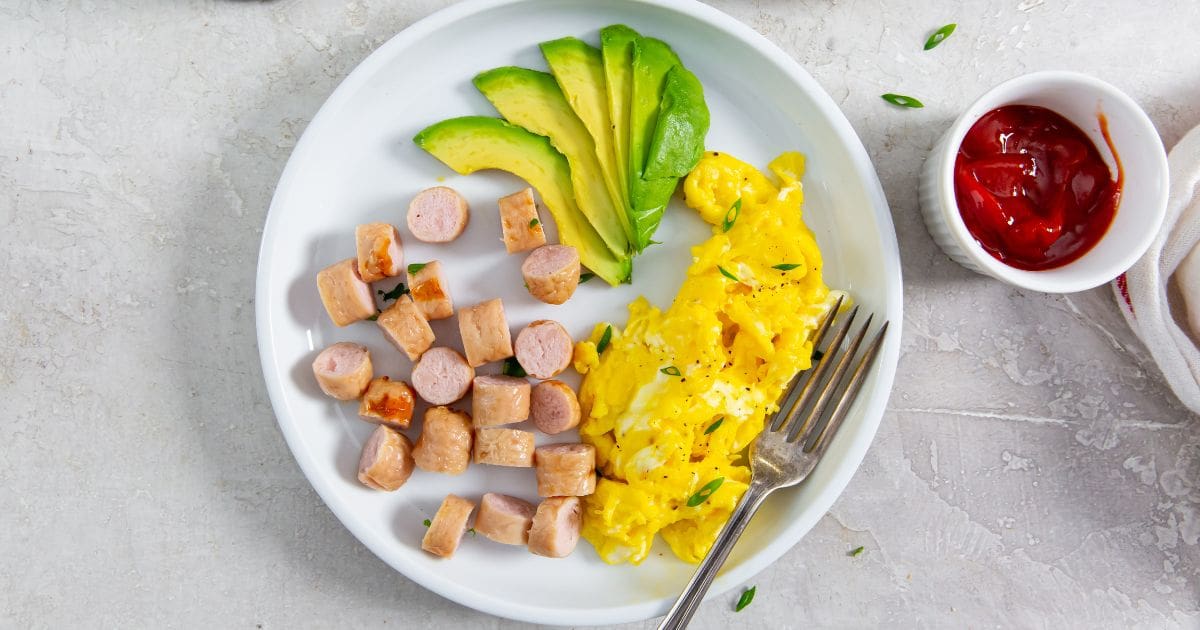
[355,222,404,283]
[316,258,377,326]
[473,428,535,467]
[312,342,373,400]
[514,320,573,380]
[408,260,454,321]
[458,298,514,367]
[528,496,582,558]
[521,245,580,305]
[471,375,530,427]
[530,380,581,435]
[411,347,474,405]
[498,188,547,254]
[474,493,535,545]
[408,186,470,243]
[357,424,414,491]
[376,295,435,362]
[422,494,476,558]
[534,443,596,497]
[412,406,473,475]
[358,376,415,430]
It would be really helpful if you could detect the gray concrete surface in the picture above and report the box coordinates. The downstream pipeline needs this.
[2,0,1199,628]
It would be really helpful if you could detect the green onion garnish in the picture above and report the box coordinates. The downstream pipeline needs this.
[704,417,724,434]
[661,366,681,377]
[580,272,596,284]
[529,218,540,228]
[850,545,864,557]
[924,23,957,50]
[501,357,527,377]
[422,519,431,527]
[366,311,381,321]
[882,93,924,108]
[597,325,613,354]
[379,283,409,301]
[407,262,427,274]
[687,477,725,507]
[735,586,756,612]
[722,198,742,233]
[772,263,801,271]
[718,265,740,282]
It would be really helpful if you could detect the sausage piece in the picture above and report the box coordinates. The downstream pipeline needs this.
[473,428,535,467]
[498,188,547,254]
[514,320,573,380]
[474,493,536,545]
[355,222,404,283]
[527,496,582,558]
[357,424,415,491]
[358,376,416,430]
[457,298,514,367]
[408,260,454,321]
[312,342,373,400]
[376,295,435,362]
[534,443,596,497]
[471,375,530,427]
[316,258,377,326]
[422,494,476,558]
[408,186,470,243]
[530,380,581,435]
[411,347,474,405]
[412,406,473,475]
[521,245,580,305]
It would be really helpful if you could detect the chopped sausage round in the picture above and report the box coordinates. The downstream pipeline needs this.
[473,428,535,467]
[376,295,435,362]
[312,342,373,400]
[534,443,597,497]
[422,494,476,558]
[498,188,547,254]
[357,424,415,491]
[474,493,536,545]
[530,380,581,435]
[412,406,474,475]
[521,245,580,305]
[316,258,377,326]
[408,186,470,243]
[514,320,573,380]
[411,347,474,405]
[407,260,454,321]
[472,375,530,427]
[357,376,415,430]
[355,222,404,283]
[527,496,582,558]
[458,298,513,367]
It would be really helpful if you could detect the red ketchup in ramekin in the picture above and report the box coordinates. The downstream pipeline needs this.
[953,105,1123,271]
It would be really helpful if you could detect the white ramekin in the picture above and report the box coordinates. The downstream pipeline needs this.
[918,70,1169,293]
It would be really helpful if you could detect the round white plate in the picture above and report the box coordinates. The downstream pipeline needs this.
[255,0,902,624]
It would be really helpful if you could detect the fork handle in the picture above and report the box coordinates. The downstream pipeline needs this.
[657,481,773,630]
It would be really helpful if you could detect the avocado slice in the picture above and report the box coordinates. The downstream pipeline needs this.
[600,24,640,232]
[627,37,682,251]
[413,116,632,286]
[643,64,709,180]
[474,67,631,258]
[539,37,635,245]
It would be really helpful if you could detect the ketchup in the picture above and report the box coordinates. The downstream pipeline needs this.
[954,105,1122,270]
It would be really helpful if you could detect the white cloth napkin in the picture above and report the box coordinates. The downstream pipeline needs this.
[1113,124,1200,415]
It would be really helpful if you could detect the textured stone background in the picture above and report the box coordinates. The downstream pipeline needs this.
[2,0,1198,628]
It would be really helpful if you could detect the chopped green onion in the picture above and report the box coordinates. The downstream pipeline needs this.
[366,311,381,321]
[704,417,724,434]
[597,325,613,354]
[735,586,756,612]
[718,265,740,282]
[501,357,527,377]
[423,519,431,527]
[850,545,864,557]
[467,528,477,536]
[924,23,957,50]
[772,263,801,271]
[722,198,742,233]
[882,93,924,108]
[579,272,596,284]
[529,218,540,228]
[661,366,681,377]
[407,262,427,274]
[379,283,409,301]
[687,477,725,507]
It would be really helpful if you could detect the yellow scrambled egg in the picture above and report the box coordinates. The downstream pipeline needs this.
[573,151,840,564]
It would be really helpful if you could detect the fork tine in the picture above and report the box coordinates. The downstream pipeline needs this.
[787,312,873,443]
[775,304,860,435]
[768,295,844,432]
[805,321,890,453]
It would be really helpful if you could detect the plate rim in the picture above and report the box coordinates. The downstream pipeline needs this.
[254,0,904,624]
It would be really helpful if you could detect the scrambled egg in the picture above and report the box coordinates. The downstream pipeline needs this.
[574,151,840,564]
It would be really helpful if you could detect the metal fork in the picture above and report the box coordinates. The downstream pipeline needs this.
[658,296,889,630]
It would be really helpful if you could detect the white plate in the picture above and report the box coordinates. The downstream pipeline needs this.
[255,0,902,624]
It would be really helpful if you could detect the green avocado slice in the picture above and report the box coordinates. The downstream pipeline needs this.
[643,64,709,180]
[600,24,640,235]
[474,67,631,258]
[627,37,682,251]
[413,116,632,286]
[540,37,635,245]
